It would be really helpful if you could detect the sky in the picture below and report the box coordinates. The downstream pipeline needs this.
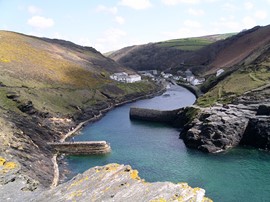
[0,0,270,53]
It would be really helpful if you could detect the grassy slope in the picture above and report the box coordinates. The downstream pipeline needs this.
[0,31,157,115]
[156,33,235,51]
[0,31,159,187]
[108,33,235,73]
[197,48,270,107]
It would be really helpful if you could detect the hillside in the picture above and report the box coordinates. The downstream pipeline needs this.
[197,43,270,107]
[108,33,235,74]
[109,26,270,77]
[0,31,159,190]
[156,33,234,51]
[0,31,160,114]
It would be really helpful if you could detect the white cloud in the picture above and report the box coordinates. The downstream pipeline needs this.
[96,5,118,15]
[115,16,125,25]
[244,2,254,10]
[161,0,201,5]
[94,28,127,52]
[211,17,241,32]
[222,3,237,12]
[242,16,257,28]
[162,27,209,39]
[119,0,152,9]
[187,8,205,16]
[184,20,202,28]
[27,16,54,29]
[254,10,268,20]
[28,5,42,14]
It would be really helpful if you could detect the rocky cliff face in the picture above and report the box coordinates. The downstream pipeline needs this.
[180,104,256,152]
[181,86,270,153]
[34,164,212,202]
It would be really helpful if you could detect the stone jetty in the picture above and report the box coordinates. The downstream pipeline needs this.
[48,141,111,155]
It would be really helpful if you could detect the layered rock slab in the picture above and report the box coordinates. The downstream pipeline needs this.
[35,164,212,202]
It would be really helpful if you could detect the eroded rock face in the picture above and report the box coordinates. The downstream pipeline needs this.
[35,164,212,202]
[241,116,270,149]
[181,104,257,153]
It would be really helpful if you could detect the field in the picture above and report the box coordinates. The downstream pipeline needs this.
[157,33,235,51]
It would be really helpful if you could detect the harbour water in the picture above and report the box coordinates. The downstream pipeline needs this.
[67,85,270,202]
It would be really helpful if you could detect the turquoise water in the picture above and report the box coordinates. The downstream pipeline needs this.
[66,86,270,202]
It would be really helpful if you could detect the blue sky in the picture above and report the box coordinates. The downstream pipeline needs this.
[1,0,270,52]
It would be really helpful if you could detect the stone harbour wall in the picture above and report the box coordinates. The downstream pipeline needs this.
[48,141,111,155]
[129,107,182,123]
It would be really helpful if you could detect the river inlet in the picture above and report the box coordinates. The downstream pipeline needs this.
[67,85,270,202]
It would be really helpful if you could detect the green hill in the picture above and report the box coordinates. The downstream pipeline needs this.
[156,33,235,51]
[0,31,159,187]
[0,31,157,115]
[197,45,270,107]
[108,33,235,73]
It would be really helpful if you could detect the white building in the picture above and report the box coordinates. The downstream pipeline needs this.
[110,72,128,81]
[191,78,205,86]
[126,74,141,83]
[161,72,173,79]
[110,72,141,83]
[216,69,225,77]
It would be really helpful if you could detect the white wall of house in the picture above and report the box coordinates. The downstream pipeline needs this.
[110,72,141,83]
[126,75,141,83]
[216,69,225,77]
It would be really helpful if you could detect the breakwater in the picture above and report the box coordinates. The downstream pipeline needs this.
[129,107,183,123]
[48,141,111,155]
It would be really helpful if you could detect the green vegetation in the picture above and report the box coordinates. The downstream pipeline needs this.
[0,31,158,116]
[117,80,156,95]
[197,65,270,107]
[157,33,235,51]
[184,107,201,125]
[157,37,212,51]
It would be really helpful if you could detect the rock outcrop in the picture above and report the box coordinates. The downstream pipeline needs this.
[35,164,212,202]
[180,83,270,153]
[180,104,257,153]
[241,116,270,150]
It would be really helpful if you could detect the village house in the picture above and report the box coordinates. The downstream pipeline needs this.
[161,72,173,79]
[110,72,141,83]
[190,78,205,86]
[126,74,141,83]
[216,69,225,77]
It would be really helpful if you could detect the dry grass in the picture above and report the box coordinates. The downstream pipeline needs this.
[0,31,111,88]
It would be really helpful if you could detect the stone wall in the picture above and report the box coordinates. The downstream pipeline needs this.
[129,107,182,123]
[48,141,111,155]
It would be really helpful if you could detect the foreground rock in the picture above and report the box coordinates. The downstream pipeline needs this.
[35,164,212,202]
[0,156,41,202]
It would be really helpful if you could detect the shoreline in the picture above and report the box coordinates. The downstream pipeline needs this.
[51,85,166,187]
[177,82,202,98]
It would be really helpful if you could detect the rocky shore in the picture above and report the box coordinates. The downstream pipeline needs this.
[1,84,182,201]
[180,85,270,153]
[127,84,270,154]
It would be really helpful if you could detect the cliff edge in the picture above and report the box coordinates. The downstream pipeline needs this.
[34,164,212,202]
